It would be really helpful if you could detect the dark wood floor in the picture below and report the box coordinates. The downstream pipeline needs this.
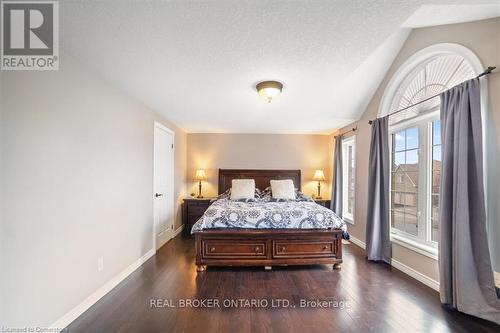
[67,236,500,333]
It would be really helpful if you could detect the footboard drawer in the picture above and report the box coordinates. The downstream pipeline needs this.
[202,240,267,259]
[195,229,343,269]
[272,240,336,258]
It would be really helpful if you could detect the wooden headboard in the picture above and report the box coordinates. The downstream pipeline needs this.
[218,169,301,194]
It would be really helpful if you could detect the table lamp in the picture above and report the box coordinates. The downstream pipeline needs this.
[313,169,326,199]
[195,169,206,198]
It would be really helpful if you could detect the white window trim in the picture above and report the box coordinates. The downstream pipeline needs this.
[342,135,356,224]
[391,234,438,260]
[389,111,439,259]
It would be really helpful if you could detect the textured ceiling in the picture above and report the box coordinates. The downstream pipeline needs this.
[60,1,500,134]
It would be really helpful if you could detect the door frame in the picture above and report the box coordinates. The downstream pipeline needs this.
[153,121,175,252]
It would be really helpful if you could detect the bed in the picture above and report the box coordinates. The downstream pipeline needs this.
[193,169,347,271]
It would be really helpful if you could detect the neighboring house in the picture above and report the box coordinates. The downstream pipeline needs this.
[392,161,441,208]
[392,163,419,208]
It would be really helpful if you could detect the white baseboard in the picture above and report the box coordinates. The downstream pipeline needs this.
[173,224,184,238]
[391,258,440,291]
[345,236,439,292]
[49,248,155,332]
[348,236,366,250]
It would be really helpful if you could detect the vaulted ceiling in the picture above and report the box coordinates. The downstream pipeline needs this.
[61,1,500,134]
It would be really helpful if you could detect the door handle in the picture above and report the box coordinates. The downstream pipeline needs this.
[155,193,163,197]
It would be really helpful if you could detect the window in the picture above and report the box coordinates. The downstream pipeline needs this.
[390,114,441,255]
[342,136,356,222]
[391,127,419,237]
[384,51,476,258]
[431,120,441,242]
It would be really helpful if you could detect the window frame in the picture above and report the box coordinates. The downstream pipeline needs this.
[341,135,356,224]
[389,110,439,260]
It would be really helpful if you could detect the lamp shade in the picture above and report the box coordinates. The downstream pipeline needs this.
[313,169,326,181]
[195,169,206,180]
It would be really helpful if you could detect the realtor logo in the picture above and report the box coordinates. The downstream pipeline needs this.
[1,0,59,70]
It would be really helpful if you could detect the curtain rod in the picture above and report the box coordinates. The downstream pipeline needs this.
[368,66,496,125]
[334,126,357,139]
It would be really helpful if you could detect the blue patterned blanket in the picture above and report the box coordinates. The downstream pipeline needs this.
[191,198,349,239]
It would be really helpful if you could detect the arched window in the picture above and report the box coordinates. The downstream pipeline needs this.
[389,54,475,124]
[379,44,484,257]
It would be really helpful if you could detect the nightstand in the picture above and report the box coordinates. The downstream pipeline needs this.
[314,199,331,209]
[182,198,215,236]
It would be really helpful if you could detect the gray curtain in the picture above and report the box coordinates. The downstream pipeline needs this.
[331,136,342,217]
[366,116,391,263]
[439,78,500,324]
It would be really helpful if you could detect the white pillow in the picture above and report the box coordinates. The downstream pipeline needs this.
[270,179,296,199]
[230,179,256,200]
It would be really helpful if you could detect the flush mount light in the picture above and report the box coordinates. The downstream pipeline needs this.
[256,81,283,103]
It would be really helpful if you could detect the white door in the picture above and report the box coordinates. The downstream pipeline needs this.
[154,122,175,250]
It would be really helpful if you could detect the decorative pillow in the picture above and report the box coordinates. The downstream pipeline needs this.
[217,188,231,200]
[262,186,272,197]
[219,187,262,200]
[270,179,296,200]
[295,190,313,202]
[230,179,256,200]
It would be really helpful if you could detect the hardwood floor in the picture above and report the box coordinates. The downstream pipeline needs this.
[67,236,500,333]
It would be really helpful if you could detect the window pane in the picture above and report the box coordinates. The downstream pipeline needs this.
[405,149,418,166]
[433,145,441,163]
[391,191,404,207]
[433,121,441,146]
[391,126,420,237]
[432,170,440,194]
[431,120,441,243]
[404,209,418,236]
[431,194,439,242]
[404,171,418,193]
[342,139,356,220]
[347,144,355,215]
[394,132,405,152]
[406,127,419,150]
[431,219,439,242]
[404,183,418,237]
[392,171,405,191]
[391,209,404,230]
[393,152,405,168]
[431,197,439,242]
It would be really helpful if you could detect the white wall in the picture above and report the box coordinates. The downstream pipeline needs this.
[0,54,187,327]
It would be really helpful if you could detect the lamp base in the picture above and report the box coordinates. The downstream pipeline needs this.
[197,180,203,199]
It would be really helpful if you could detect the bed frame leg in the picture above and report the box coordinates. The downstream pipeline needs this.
[333,263,342,270]
[264,266,272,271]
[196,265,207,272]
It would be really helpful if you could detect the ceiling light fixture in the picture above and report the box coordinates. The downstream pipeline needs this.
[256,81,283,103]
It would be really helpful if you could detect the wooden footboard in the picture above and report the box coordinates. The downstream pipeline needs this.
[194,229,343,271]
